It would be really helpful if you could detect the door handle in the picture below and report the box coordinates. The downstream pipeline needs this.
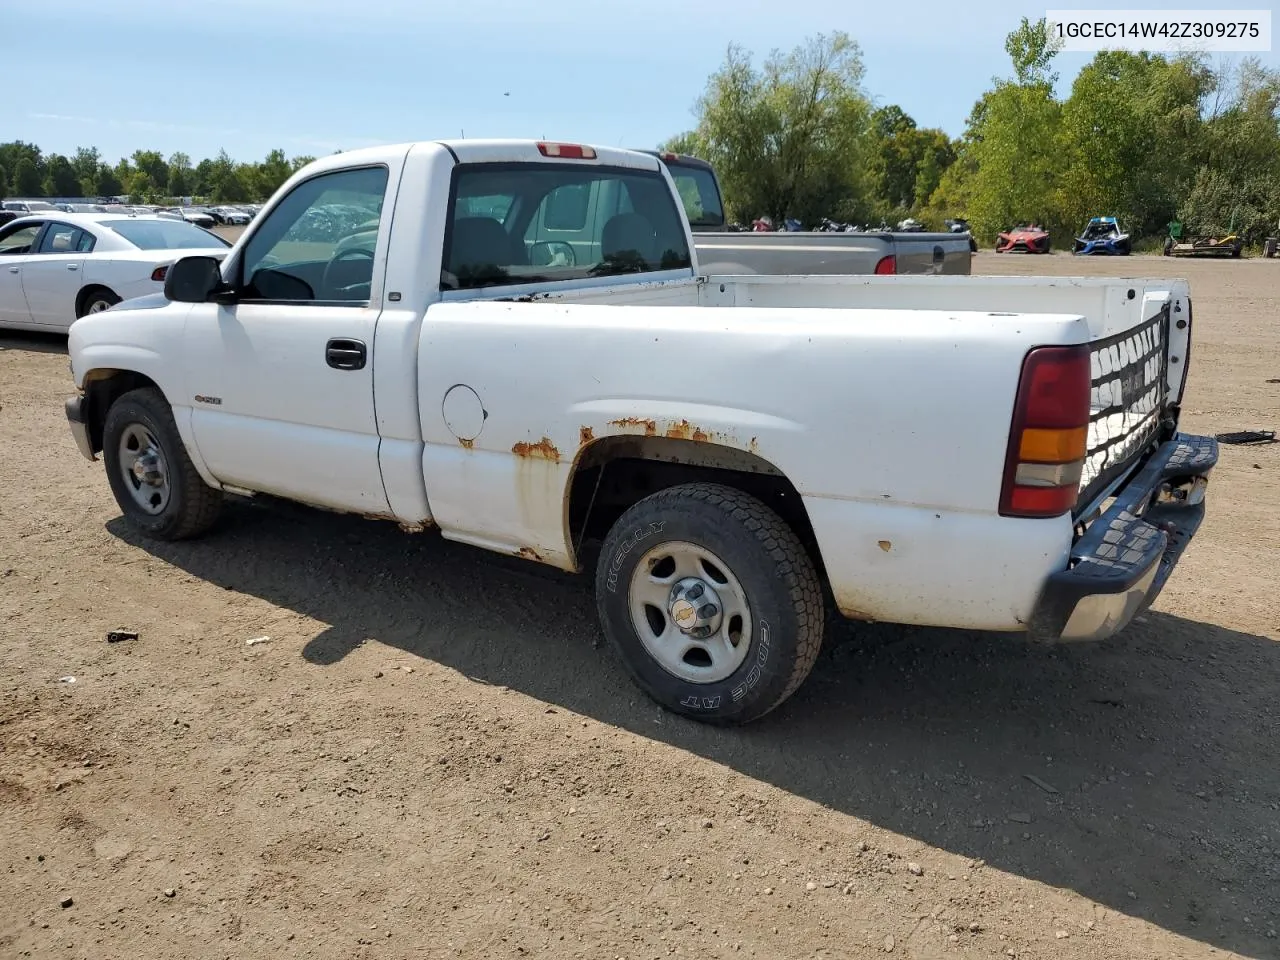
[325,338,367,371]
[7,267,17,274]
[67,263,79,271]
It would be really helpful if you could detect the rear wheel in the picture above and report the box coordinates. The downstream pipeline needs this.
[78,287,121,318]
[102,387,223,540]
[595,482,824,725]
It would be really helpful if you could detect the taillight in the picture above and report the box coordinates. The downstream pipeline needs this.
[537,142,597,160]
[151,265,169,282]
[874,255,896,275]
[661,152,678,162]
[999,344,1091,519]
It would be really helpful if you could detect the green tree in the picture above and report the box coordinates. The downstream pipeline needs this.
[43,154,82,197]
[0,142,43,187]
[93,164,122,198]
[0,164,8,198]
[1058,51,1211,236]
[1180,57,1280,242]
[867,107,957,215]
[678,32,875,225]
[128,172,156,204]
[168,152,194,196]
[72,147,101,195]
[290,155,317,173]
[658,130,708,157]
[132,150,169,191]
[13,157,43,196]
[253,148,292,198]
[955,18,1066,242]
[208,149,250,202]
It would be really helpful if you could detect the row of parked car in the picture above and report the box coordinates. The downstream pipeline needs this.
[1,198,262,230]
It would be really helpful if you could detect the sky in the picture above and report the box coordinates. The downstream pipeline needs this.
[3,0,1277,165]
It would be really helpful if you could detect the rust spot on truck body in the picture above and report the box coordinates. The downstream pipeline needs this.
[458,437,473,450]
[664,419,710,442]
[517,546,543,562]
[512,436,561,462]
[608,417,657,436]
[579,426,594,446]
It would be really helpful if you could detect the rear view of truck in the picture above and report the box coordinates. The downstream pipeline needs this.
[995,283,1215,640]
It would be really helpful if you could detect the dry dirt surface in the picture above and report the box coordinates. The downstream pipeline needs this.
[1,253,1278,960]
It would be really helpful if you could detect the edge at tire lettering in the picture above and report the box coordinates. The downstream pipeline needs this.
[605,520,666,593]
[679,695,722,710]
[731,619,770,703]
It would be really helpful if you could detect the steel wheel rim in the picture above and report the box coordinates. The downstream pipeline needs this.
[117,423,171,515]
[87,299,112,314]
[627,540,753,684]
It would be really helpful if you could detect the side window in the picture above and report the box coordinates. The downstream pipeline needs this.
[239,165,389,304]
[37,223,90,254]
[0,224,42,255]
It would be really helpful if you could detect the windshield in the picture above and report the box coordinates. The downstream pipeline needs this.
[666,163,724,228]
[103,218,231,250]
[443,162,692,292]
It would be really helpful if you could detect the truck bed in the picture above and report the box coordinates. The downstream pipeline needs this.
[479,272,1190,517]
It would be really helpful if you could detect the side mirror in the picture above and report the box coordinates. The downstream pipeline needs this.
[164,255,228,303]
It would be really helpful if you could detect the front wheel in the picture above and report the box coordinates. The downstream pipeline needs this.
[102,387,223,540]
[595,482,824,725]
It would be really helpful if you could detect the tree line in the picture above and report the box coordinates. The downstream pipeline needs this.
[663,19,1280,247]
[0,144,317,205]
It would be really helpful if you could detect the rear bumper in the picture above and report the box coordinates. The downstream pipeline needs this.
[1027,433,1217,642]
[65,394,96,461]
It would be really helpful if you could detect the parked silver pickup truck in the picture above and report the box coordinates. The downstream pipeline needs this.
[645,151,973,276]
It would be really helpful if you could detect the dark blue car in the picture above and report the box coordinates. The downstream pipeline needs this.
[1073,216,1131,255]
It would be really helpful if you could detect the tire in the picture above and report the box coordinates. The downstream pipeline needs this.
[594,482,824,725]
[102,387,223,540]
[78,288,121,318]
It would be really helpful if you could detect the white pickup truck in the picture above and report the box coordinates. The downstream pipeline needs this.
[64,139,1217,724]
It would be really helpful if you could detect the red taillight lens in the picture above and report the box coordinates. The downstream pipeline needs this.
[999,344,1092,519]
[661,152,678,161]
[537,142,597,160]
[874,255,896,275]
[151,265,169,282]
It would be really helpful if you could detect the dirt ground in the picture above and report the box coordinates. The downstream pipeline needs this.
[1,252,1277,960]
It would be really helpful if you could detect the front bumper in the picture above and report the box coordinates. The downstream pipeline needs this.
[1027,433,1218,642]
[65,394,96,461]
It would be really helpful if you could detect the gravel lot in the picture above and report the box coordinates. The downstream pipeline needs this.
[1,252,1277,960]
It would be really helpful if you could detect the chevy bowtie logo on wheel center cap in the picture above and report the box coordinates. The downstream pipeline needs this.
[670,598,698,630]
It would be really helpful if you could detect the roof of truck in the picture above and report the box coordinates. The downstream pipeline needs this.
[293,139,663,174]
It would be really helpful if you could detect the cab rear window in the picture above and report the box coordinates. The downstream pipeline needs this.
[442,163,692,291]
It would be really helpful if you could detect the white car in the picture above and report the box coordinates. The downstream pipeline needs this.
[0,212,231,332]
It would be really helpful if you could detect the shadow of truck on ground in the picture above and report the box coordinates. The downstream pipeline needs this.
[109,497,1280,959]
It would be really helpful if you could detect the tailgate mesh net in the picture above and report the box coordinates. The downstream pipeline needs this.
[1078,305,1170,510]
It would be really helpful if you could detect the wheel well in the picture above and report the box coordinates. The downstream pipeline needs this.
[76,285,118,318]
[567,436,828,585]
[82,371,162,454]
